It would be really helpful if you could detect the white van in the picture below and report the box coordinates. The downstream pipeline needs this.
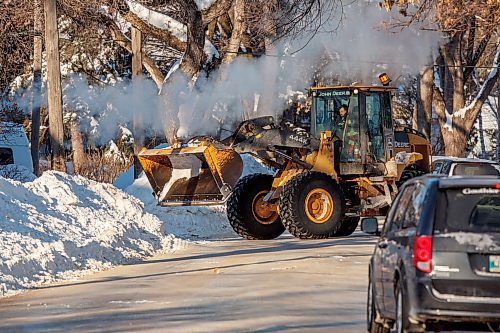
[0,122,34,173]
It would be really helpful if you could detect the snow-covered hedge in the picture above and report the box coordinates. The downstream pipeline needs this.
[0,164,36,183]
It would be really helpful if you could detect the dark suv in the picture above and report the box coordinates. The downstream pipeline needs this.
[362,176,500,332]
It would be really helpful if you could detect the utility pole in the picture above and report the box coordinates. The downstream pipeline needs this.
[44,0,66,171]
[132,26,144,179]
[31,0,43,176]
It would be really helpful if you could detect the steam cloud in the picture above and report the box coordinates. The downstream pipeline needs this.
[164,0,441,140]
[14,0,442,146]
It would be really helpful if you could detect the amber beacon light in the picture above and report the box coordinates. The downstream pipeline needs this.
[378,73,392,86]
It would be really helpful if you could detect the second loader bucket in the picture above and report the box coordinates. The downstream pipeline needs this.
[138,144,243,206]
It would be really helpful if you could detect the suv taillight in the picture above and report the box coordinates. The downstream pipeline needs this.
[495,184,500,189]
[413,236,433,273]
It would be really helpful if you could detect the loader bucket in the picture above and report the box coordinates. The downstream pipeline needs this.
[138,145,243,206]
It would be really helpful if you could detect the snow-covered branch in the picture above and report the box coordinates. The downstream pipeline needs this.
[124,1,219,62]
[454,46,499,120]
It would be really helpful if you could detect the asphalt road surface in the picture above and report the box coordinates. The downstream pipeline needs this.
[0,231,377,332]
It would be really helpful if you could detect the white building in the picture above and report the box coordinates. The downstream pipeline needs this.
[0,122,34,172]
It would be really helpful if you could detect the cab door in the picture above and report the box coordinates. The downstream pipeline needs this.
[364,92,386,162]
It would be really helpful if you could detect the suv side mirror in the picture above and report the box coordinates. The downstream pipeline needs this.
[361,217,380,235]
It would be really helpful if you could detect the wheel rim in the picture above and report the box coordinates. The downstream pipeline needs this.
[304,188,334,224]
[252,191,279,225]
[396,289,403,333]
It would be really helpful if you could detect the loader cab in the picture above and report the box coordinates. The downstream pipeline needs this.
[310,86,396,175]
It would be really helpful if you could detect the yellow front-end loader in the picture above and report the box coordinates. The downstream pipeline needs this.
[138,85,432,240]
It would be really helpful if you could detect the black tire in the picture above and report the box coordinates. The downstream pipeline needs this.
[334,215,360,237]
[395,281,424,333]
[227,173,285,240]
[396,167,425,188]
[368,278,389,333]
[279,171,345,239]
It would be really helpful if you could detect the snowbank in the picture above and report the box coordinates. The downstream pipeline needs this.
[0,172,186,297]
[0,164,37,182]
[0,152,275,297]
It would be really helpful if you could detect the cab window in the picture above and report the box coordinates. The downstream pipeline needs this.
[340,95,361,162]
[313,89,353,139]
[366,93,385,161]
[381,92,392,129]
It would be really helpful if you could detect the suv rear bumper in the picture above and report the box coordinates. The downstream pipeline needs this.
[411,281,500,323]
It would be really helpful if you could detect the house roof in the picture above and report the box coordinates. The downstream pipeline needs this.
[0,122,29,147]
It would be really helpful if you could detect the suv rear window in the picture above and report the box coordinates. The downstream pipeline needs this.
[452,163,499,176]
[435,188,500,232]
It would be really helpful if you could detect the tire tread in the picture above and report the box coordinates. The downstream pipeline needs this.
[279,171,344,239]
[227,173,284,240]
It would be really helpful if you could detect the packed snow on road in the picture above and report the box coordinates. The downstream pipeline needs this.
[0,154,271,297]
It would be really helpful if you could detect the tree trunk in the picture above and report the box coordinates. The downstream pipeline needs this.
[440,104,478,158]
[478,111,486,157]
[179,1,206,78]
[497,84,500,162]
[416,66,433,139]
[31,0,43,176]
[497,102,500,162]
[70,119,85,174]
[206,20,216,42]
[222,0,245,64]
[132,26,144,179]
[432,89,446,155]
[44,0,66,172]
[442,124,469,157]
[217,14,232,39]
[411,90,417,130]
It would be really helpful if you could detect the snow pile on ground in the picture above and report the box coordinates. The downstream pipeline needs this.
[126,174,232,239]
[0,172,186,298]
[0,152,273,297]
[241,153,274,177]
[0,164,37,183]
[125,153,274,239]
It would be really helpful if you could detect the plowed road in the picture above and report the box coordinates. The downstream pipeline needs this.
[0,232,376,332]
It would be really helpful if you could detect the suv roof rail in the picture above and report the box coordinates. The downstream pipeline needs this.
[438,176,500,189]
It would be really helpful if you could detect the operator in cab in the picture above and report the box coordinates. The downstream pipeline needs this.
[333,104,348,171]
[333,104,348,139]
